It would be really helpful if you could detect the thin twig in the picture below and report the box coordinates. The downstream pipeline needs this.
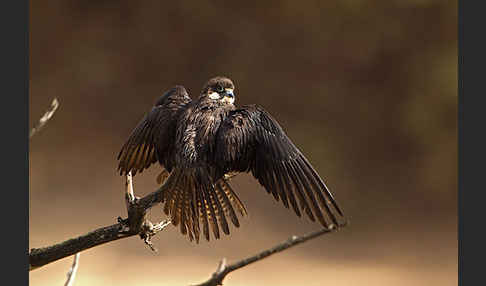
[193,222,347,286]
[30,98,59,139]
[64,253,80,286]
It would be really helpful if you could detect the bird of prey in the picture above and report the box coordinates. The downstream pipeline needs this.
[117,76,344,242]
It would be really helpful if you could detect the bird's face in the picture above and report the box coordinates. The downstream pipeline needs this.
[203,77,235,105]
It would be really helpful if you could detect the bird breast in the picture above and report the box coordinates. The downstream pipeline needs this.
[176,103,231,166]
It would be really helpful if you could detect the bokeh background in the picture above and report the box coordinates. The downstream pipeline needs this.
[29,1,457,285]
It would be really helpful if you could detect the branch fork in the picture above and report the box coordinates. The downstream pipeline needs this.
[29,172,172,270]
[121,171,171,251]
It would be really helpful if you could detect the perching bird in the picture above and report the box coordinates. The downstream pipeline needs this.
[117,76,344,242]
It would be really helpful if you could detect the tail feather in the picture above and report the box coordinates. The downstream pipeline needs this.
[219,180,248,217]
[215,182,240,227]
[203,184,221,239]
[211,185,230,235]
[159,169,246,242]
[197,185,210,241]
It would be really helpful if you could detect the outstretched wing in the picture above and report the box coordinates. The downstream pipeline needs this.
[215,104,344,228]
[117,86,191,176]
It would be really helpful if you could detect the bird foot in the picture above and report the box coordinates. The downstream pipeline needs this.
[139,219,172,252]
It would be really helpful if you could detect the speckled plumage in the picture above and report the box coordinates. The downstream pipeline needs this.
[117,76,344,242]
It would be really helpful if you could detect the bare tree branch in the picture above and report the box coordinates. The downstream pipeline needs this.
[30,98,59,139]
[29,173,172,271]
[30,221,130,271]
[193,222,347,286]
[64,253,80,286]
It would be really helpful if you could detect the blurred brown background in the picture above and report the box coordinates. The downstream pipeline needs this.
[29,1,457,285]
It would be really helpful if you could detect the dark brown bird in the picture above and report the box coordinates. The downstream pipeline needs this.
[117,76,344,242]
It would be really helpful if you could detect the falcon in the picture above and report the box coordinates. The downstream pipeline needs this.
[117,76,344,242]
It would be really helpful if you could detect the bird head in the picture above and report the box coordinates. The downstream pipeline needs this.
[201,76,235,105]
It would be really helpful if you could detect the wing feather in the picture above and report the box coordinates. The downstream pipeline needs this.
[215,105,344,228]
[285,161,316,221]
[117,86,191,176]
[276,163,301,217]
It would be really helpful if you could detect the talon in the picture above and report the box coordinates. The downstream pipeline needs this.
[141,233,158,252]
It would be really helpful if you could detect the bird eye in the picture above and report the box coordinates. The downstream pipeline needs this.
[215,85,224,93]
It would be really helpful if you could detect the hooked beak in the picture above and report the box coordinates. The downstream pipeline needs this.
[222,88,235,104]
[225,89,234,98]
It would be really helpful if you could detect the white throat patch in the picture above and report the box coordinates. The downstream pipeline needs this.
[209,92,220,99]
